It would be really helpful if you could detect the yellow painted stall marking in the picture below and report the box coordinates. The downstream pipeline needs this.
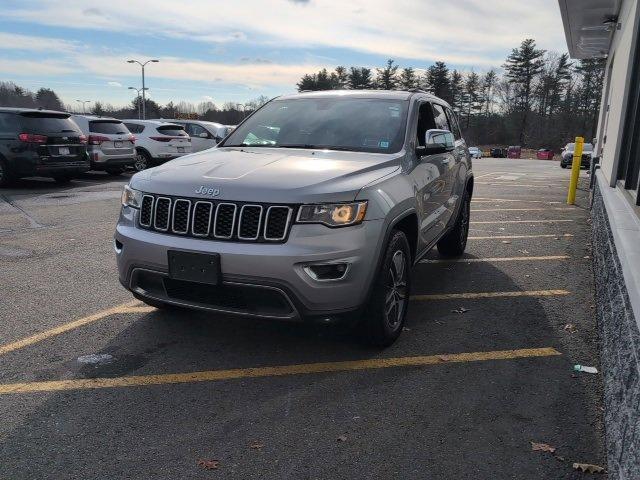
[0,347,562,395]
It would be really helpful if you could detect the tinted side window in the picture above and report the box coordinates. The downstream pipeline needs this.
[188,124,208,137]
[431,104,450,131]
[0,113,18,135]
[125,123,144,134]
[156,125,188,137]
[416,103,437,147]
[445,108,462,139]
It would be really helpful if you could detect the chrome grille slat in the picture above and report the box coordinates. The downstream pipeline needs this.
[139,194,292,242]
[171,199,191,234]
[139,195,154,227]
[153,197,171,231]
[191,201,213,237]
[238,205,263,240]
[264,206,292,241]
[213,203,237,239]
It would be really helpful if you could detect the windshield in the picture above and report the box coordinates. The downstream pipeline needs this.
[222,97,409,153]
[19,113,80,134]
[90,121,129,134]
[566,143,593,152]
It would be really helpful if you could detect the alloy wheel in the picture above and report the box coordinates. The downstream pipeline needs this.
[134,153,148,172]
[384,250,408,330]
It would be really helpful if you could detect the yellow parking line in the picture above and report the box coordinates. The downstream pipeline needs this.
[468,234,573,240]
[472,220,574,224]
[411,289,570,301]
[472,198,563,204]
[476,183,564,188]
[471,208,573,212]
[420,255,569,264]
[0,347,561,395]
[0,300,142,356]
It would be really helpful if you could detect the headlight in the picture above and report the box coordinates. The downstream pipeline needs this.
[297,201,367,227]
[121,185,142,208]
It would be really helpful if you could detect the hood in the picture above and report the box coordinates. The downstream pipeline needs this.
[130,147,402,203]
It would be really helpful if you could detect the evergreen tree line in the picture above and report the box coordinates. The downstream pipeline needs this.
[0,80,269,126]
[296,39,606,149]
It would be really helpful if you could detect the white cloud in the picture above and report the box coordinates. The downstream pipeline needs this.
[0,32,80,53]
[0,58,75,76]
[4,0,567,65]
[107,81,123,87]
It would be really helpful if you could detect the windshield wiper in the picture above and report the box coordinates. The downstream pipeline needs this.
[278,144,357,152]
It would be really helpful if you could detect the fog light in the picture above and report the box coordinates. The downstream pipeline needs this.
[113,238,123,254]
[303,263,350,281]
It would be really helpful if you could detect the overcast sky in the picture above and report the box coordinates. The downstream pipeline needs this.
[0,0,568,108]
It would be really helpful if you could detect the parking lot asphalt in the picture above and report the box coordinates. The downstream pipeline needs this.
[0,160,605,479]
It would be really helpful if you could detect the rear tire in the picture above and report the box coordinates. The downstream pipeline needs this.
[437,188,470,257]
[0,159,14,187]
[358,230,412,347]
[560,163,567,169]
[134,150,151,172]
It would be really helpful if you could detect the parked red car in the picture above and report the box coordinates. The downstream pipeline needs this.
[536,148,555,160]
[507,145,521,158]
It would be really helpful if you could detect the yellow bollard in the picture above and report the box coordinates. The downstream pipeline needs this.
[567,136,584,205]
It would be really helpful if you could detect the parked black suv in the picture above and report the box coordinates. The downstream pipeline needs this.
[0,108,89,186]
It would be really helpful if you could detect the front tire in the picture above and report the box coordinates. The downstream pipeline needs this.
[359,230,412,347]
[437,188,470,257]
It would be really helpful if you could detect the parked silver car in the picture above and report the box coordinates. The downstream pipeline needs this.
[71,115,135,174]
[115,90,473,346]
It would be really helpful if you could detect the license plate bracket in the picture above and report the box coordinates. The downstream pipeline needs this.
[177,146,184,153]
[114,141,123,148]
[58,146,70,155]
[168,251,221,285]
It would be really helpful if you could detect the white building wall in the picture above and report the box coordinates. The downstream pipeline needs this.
[597,0,639,185]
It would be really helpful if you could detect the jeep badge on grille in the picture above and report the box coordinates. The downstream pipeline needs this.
[195,186,221,197]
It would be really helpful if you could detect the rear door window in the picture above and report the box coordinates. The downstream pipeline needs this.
[431,104,451,132]
[444,108,462,139]
[125,123,144,134]
[19,113,81,134]
[156,125,188,137]
[89,121,129,135]
[0,112,18,135]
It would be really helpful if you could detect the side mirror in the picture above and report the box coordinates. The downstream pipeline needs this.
[199,132,209,138]
[416,129,455,156]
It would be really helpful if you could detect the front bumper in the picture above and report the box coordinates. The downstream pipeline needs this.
[114,206,385,320]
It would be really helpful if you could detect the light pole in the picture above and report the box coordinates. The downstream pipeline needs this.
[76,99,91,114]
[126,59,159,119]
[128,87,148,119]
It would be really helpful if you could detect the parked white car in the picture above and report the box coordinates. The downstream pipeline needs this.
[71,115,135,174]
[468,146,482,159]
[122,120,192,171]
[164,120,228,152]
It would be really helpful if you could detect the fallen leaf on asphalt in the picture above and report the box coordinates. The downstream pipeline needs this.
[451,307,468,314]
[337,435,347,442]
[564,323,578,333]
[531,442,556,453]
[502,240,511,244]
[250,441,264,450]
[198,459,220,470]
[572,463,605,473]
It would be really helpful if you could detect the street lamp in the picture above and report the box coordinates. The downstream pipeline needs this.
[126,59,159,119]
[76,99,91,114]
[128,86,148,119]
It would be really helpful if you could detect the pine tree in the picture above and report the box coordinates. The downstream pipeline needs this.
[502,38,546,145]
[297,73,318,91]
[331,66,349,89]
[463,72,482,128]
[399,67,419,90]
[481,69,498,115]
[349,67,374,89]
[423,61,451,101]
[449,70,463,112]
[375,59,399,90]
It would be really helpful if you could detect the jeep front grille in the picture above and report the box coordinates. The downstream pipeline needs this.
[138,194,294,243]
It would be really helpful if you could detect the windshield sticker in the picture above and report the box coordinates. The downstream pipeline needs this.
[379,140,390,148]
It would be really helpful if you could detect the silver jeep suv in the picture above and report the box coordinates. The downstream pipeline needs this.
[115,90,473,345]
